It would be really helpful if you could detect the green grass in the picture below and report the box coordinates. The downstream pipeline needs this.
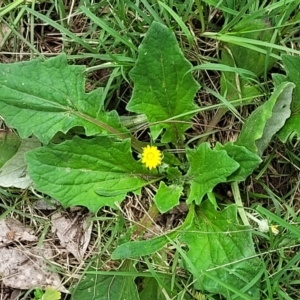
[1,0,300,299]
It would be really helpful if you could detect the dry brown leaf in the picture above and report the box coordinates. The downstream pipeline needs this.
[0,244,69,293]
[51,212,92,261]
[0,218,37,246]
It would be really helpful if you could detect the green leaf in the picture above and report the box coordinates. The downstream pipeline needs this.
[215,142,262,182]
[226,19,277,76]
[236,81,294,156]
[154,182,182,213]
[0,54,128,144]
[166,166,182,182]
[220,49,262,102]
[112,233,174,260]
[26,136,150,213]
[186,143,239,204]
[221,19,276,101]
[0,137,40,189]
[42,288,61,300]
[162,151,181,166]
[72,261,139,300]
[139,277,166,300]
[272,73,287,87]
[112,207,194,260]
[33,288,44,299]
[139,276,182,300]
[126,22,199,144]
[277,55,300,142]
[0,131,21,168]
[180,201,262,299]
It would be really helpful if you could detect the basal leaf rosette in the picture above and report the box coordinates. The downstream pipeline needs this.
[26,136,157,213]
[126,22,200,144]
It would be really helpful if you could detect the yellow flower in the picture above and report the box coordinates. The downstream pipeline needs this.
[270,225,279,235]
[141,145,162,170]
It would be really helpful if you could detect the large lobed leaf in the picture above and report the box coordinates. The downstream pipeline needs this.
[215,142,262,182]
[0,54,127,144]
[186,143,239,204]
[180,201,262,299]
[26,136,153,213]
[126,22,200,144]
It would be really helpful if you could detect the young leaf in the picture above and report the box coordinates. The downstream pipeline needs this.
[0,54,128,144]
[33,288,44,299]
[126,21,199,144]
[0,137,40,189]
[180,201,262,299]
[236,81,294,156]
[42,288,61,300]
[277,55,300,142]
[186,143,239,204]
[26,136,152,213]
[154,182,182,213]
[72,261,139,300]
[215,142,262,182]
[166,166,182,182]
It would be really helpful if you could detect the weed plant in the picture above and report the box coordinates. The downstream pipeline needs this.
[0,1,300,299]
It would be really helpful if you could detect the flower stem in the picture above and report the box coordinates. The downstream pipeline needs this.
[231,181,250,226]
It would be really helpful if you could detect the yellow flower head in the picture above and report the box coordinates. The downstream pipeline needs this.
[270,225,279,235]
[141,145,162,170]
